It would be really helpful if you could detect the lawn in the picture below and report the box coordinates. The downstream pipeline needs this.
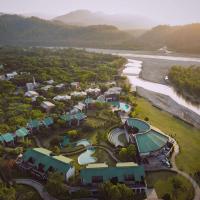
[146,171,194,200]
[135,98,200,179]
[15,184,42,200]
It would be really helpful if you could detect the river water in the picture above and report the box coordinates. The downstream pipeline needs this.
[85,48,200,116]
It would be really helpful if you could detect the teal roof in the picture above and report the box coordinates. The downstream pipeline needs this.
[80,163,145,184]
[60,112,86,122]
[74,112,87,120]
[60,114,73,122]
[85,98,93,104]
[23,148,73,174]
[127,118,150,133]
[135,130,169,154]
[0,136,4,142]
[2,133,14,142]
[16,127,29,138]
[28,119,40,129]
[43,117,54,126]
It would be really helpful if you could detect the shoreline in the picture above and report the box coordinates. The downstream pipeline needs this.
[121,59,200,129]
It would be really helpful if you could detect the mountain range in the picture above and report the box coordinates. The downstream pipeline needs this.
[53,10,156,29]
[0,13,200,54]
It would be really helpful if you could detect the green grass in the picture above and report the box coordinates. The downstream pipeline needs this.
[15,184,42,200]
[135,98,200,176]
[146,171,194,200]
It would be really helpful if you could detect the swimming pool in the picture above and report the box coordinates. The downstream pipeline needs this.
[76,139,90,147]
[111,102,131,113]
[78,147,97,165]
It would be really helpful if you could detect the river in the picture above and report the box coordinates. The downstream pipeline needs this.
[86,48,200,117]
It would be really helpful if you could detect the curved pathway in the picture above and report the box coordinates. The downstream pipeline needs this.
[15,179,58,200]
[92,144,120,162]
[171,143,200,200]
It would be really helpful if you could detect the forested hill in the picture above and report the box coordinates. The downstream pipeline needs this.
[136,24,200,54]
[0,14,132,48]
[0,14,200,54]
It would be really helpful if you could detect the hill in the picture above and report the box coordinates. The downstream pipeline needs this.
[0,14,132,48]
[53,9,155,29]
[0,14,200,54]
[137,24,200,54]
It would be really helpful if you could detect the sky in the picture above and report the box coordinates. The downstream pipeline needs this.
[0,0,200,25]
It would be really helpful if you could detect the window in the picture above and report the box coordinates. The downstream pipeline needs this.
[92,176,103,183]
[124,174,135,181]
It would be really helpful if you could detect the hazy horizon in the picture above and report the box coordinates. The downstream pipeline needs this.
[0,0,200,26]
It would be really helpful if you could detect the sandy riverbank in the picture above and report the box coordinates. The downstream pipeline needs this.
[136,87,200,129]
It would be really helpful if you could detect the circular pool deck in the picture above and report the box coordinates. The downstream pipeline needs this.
[126,118,151,133]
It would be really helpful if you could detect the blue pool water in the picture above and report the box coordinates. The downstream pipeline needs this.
[76,139,90,147]
[78,147,97,165]
[76,139,97,165]
[119,102,131,113]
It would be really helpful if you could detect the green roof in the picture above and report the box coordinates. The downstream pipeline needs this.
[127,118,150,133]
[43,117,54,126]
[0,136,4,142]
[60,114,73,122]
[28,119,41,129]
[80,162,145,184]
[2,133,14,142]
[135,129,169,154]
[60,112,86,122]
[16,127,29,138]
[74,112,87,120]
[23,148,73,174]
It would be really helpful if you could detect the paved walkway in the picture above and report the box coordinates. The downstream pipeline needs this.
[15,179,58,200]
[92,145,120,162]
[171,142,200,200]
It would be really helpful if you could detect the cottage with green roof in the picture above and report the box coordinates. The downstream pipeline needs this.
[20,148,75,181]
[16,127,29,138]
[28,119,41,130]
[80,162,146,192]
[42,117,54,127]
[1,133,14,145]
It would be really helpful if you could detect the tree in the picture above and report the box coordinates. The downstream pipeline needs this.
[45,172,70,200]
[99,182,134,200]
[0,184,16,200]
[67,130,79,139]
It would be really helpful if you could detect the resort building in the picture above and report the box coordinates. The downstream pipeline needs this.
[55,83,65,89]
[124,118,172,158]
[104,87,122,102]
[71,82,80,89]
[85,88,101,96]
[41,85,53,91]
[71,91,87,97]
[5,71,18,80]
[45,79,54,84]
[41,101,55,112]
[60,111,87,126]
[18,148,75,181]
[24,91,39,101]
[80,162,146,192]
[53,95,71,101]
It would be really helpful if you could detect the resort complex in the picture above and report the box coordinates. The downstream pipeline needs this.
[0,47,197,200]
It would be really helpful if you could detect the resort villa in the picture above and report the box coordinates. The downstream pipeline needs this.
[80,162,146,193]
[41,101,55,112]
[19,148,75,181]
[104,87,122,102]
[124,118,173,158]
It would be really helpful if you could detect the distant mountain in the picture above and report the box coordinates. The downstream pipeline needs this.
[0,14,133,48]
[53,10,156,29]
[136,24,200,53]
[0,14,200,54]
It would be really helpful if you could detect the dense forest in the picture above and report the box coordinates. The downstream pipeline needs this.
[168,66,200,104]
[1,15,200,54]
[0,47,125,132]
